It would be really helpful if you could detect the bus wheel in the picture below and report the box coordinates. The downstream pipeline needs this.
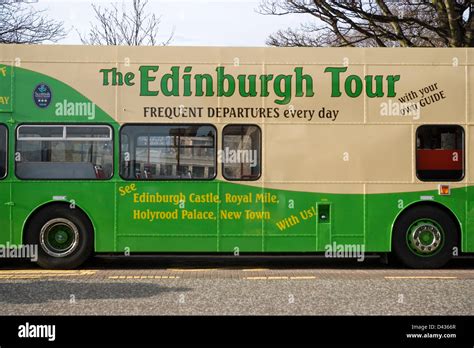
[392,206,457,269]
[25,206,93,269]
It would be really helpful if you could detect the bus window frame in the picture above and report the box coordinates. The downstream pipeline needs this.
[14,123,115,181]
[0,124,7,180]
[119,123,218,182]
[17,124,113,141]
[222,123,262,182]
[415,124,465,182]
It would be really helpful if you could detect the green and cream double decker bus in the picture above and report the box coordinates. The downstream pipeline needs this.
[0,45,473,269]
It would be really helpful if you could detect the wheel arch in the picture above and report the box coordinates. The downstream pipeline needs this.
[22,201,96,246]
[390,200,462,252]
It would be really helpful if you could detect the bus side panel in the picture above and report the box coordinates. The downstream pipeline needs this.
[0,66,12,244]
[11,182,116,251]
[441,186,469,253]
[467,125,474,252]
[0,124,10,245]
[427,186,468,253]
[261,184,365,252]
[366,185,469,253]
[0,181,10,245]
[218,181,264,252]
[262,185,319,252]
[365,189,406,253]
[466,185,474,252]
[116,181,219,252]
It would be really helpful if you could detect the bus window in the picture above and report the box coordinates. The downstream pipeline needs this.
[0,125,6,179]
[16,125,113,180]
[222,125,261,181]
[416,125,464,181]
[120,124,216,180]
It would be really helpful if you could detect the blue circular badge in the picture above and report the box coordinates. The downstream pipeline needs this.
[33,83,52,108]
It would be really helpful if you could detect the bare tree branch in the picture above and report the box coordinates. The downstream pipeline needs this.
[79,0,172,46]
[258,0,473,47]
[0,1,66,44]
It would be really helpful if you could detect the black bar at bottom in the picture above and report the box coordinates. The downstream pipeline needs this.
[0,315,472,346]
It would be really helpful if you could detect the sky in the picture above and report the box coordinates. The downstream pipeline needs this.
[28,0,305,46]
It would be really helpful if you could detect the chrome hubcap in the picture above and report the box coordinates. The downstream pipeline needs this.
[408,222,442,255]
[39,218,79,258]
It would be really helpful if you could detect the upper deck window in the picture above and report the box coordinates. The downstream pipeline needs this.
[416,125,464,181]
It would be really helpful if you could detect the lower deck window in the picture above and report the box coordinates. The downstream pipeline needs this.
[0,125,6,179]
[416,125,464,181]
[16,125,113,180]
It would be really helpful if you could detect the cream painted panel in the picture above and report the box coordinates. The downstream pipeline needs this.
[262,47,366,65]
[264,124,412,182]
[3,46,470,66]
[469,66,474,123]
[3,45,472,127]
[468,125,474,183]
[0,44,117,63]
[116,46,222,64]
[366,65,465,124]
[363,48,467,66]
[468,48,474,66]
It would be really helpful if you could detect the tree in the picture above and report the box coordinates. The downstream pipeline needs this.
[258,0,473,47]
[0,0,66,44]
[80,0,173,46]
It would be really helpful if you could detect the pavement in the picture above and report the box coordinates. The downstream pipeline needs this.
[0,256,473,315]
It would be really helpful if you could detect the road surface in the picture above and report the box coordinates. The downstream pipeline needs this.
[0,256,472,315]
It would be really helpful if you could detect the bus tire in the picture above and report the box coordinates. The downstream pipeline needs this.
[392,205,457,269]
[25,206,93,269]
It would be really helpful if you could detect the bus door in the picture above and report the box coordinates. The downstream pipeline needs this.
[0,124,10,244]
